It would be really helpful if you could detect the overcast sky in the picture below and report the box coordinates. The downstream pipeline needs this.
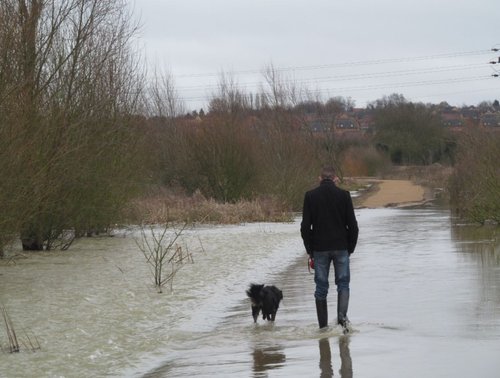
[129,0,499,111]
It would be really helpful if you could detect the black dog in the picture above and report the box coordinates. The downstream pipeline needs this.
[246,283,283,323]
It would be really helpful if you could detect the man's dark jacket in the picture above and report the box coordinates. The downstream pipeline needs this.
[301,179,359,255]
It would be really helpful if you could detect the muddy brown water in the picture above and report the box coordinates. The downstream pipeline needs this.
[1,207,499,377]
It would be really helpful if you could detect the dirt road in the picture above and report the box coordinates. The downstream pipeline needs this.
[355,179,429,208]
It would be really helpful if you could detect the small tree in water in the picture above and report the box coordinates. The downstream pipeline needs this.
[136,222,193,293]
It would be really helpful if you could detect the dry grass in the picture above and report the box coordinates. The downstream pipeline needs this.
[125,188,293,225]
[125,166,453,224]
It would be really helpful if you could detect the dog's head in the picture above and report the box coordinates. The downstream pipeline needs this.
[246,283,265,323]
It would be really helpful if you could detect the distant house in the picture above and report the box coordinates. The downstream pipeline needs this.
[481,112,500,128]
[460,107,480,121]
[441,111,464,129]
[352,108,375,132]
[305,114,362,135]
[335,116,359,131]
[308,118,333,133]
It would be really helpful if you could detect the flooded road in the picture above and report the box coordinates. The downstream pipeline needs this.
[1,208,499,377]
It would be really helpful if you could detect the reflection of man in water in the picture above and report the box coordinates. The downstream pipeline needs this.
[301,166,359,331]
[319,337,353,378]
[319,338,333,377]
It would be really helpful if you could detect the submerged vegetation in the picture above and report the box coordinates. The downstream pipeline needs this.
[1,306,18,353]
[135,222,193,293]
[1,304,40,353]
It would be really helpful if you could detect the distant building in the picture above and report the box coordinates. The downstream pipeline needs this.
[336,118,357,130]
[352,108,375,132]
[481,112,500,128]
[308,117,333,133]
[441,111,464,129]
[460,107,480,121]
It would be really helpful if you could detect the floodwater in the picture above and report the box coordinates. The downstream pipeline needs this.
[0,207,499,378]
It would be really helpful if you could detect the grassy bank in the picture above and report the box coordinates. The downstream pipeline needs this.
[124,172,430,225]
[125,188,294,224]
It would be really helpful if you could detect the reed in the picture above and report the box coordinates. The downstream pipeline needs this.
[1,305,19,353]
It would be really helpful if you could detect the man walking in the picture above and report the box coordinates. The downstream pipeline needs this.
[300,166,359,331]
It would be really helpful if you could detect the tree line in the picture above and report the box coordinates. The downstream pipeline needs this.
[1,1,497,255]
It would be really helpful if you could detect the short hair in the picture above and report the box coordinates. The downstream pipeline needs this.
[321,166,336,180]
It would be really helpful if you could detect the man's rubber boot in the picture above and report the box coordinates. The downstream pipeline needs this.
[337,290,350,334]
[315,299,328,329]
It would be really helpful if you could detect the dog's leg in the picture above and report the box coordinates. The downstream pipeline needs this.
[252,305,260,323]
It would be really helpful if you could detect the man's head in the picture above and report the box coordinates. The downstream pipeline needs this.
[320,166,336,180]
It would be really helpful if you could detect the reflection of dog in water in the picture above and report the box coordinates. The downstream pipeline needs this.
[252,346,286,373]
[246,283,283,323]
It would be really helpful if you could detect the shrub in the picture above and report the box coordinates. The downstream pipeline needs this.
[449,129,500,224]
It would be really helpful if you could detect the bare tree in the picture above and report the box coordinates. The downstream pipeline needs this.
[252,66,319,207]
[146,66,185,119]
[135,222,192,293]
[208,72,251,114]
[260,64,306,109]
[0,0,145,250]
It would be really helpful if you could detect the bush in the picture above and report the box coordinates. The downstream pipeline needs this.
[449,130,500,224]
[342,145,391,177]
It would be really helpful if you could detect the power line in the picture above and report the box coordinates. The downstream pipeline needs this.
[416,86,500,101]
[174,75,493,102]
[314,76,492,94]
[173,49,491,78]
[175,63,488,92]
[160,48,498,107]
